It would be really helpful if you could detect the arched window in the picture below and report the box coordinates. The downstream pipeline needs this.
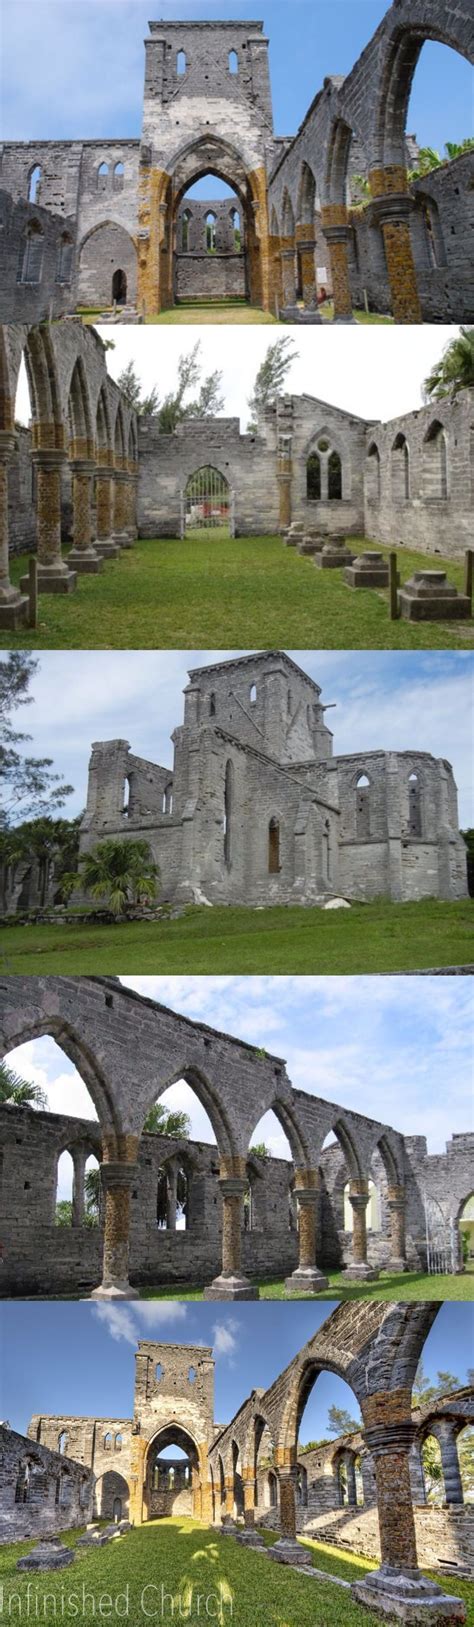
[162,782,173,815]
[56,232,74,285]
[157,1160,188,1231]
[188,1366,196,1384]
[15,1462,31,1504]
[209,692,216,716]
[177,49,186,75]
[249,683,257,705]
[17,222,44,286]
[243,1180,253,1231]
[28,166,41,204]
[155,1363,163,1382]
[115,1434,123,1452]
[366,444,381,504]
[391,434,410,502]
[356,773,370,838]
[268,1470,278,1507]
[58,1431,68,1456]
[123,775,131,817]
[229,206,241,250]
[181,208,192,252]
[97,162,109,187]
[112,269,127,305]
[104,1432,113,1452]
[228,49,238,74]
[408,772,422,837]
[423,421,448,500]
[307,453,321,500]
[113,161,125,192]
[224,759,234,866]
[328,450,342,500]
[344,1179,379,1231]
[205,212,217,253]
[113,1497,122,1522]
[268,817,280,874]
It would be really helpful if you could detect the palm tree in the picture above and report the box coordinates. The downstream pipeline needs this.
[144,1104,191,1137]
[423,328,474,401]
[66,838,159,917]
[0,1060,47,1109]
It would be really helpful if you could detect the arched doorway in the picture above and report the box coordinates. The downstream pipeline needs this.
[94,1471,130,1521]
[457,1193,474,1272]
[145,1426,202,1520]
[112,269,127,305]
[183,467,233,537]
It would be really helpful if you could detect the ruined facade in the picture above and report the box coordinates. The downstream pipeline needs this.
[0,4,473,323]
[0,977,472,1302]
[0,1425,94,1543]
[78,651,467,908]
[3,1310,468,1622]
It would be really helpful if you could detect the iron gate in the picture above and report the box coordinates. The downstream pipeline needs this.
[424,1195,456,1274]
[181,467,234,535]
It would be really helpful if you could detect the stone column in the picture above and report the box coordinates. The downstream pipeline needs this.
[285,1173,328,1293]
[166,1162,178,1231]
[368,174,422,324]
[0,430,28,630]
[236,1471,265,1547]
[204,1165,258,1301]
[345,1453,357,1507]
[267,1466,312,1567]
[112,471,132,547]
[386,1185,408,1273]
[90,1159,139,1300]
[351,1411,465,1622]
[127,467,138,541]
[342,1182,379,1281]
[129,1434,146,1526]
[71,1148,87,1228]
[321,209,355,322]
[68,460,103,573]
[20,449,77,594]
[95,463,120,558]
[280,239,296,310]
[432,1420,464,1506]
[296,225,317,307]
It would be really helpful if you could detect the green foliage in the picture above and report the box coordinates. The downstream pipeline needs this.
[423,327,474,401]
[144,1103,191,1137]
[66,838,159,917]
[157,341,224,433]
[328,1404,361,1436]
[461,829,474,858]
[116,361,160,418]
[413,1359,461,1408]
[299,1439,330,1454]
[409,138,474,179]
[55,1199,74,1227]
[247,336,299,431]
[0,1060,47,1110]
[249,1142,269,1160]
[0,653,73,827]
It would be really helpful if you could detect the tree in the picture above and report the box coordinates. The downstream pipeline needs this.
[0,654,73,829]
[249,1142,269,1160]
[423,328,474,402]
[116,361,160,418]
[327,1404,361,1436]
[144,1104,191,1137]
[0,1060,47,1110]
[409,139,474,180]
[0,816,82,906]
[247,337,299,432]
[65,838,159,917]
[84,1166,100,1218]
[157,341,224,433]
[413,1360,461,1409]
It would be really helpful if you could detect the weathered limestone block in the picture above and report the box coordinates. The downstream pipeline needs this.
[344,551,389,588]
[314,540,356,568]
[17,1538,75,1571]
[398,572,471,622]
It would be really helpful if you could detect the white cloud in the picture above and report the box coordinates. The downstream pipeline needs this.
[92,1299,187,1347]
[213,1319,239,1361]
[92,1303,139,1347]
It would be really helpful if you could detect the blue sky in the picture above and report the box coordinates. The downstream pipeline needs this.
[12,648,474,828]
[1,1,472,153]
[1,1301,472,1444]
[7,975,474,1168]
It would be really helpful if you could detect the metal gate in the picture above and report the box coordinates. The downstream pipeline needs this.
[181,467,234,536]
[424,1195,456,1274]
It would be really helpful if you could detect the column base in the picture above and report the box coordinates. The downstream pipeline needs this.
[351,1568,466,1623]
[0,593,29,629]
[20,567,77,595]
[279,305,322,324]
[284,1268,329,1294]
[114,532,133,548]
[332,313,357,324]
[68,549,103,573]
[388,1258,410,1274]
[236,1529,265,1547]
[341,1263,380,1281]
[203,1273,259,1301]
[95,539,121,558]
[90,1280,140,1301]
[267,1538,313,1568]
[220,1518,239,1535]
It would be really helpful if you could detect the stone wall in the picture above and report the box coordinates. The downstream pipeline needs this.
[0,190,76,322]
[0,1425,93,1542]
[137,416,278,537]
[363,388,474,558]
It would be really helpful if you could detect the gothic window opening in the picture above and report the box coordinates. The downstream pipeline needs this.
[97,162,109,186]
[391,434,410,501]
[113,162,125,192]
[366,443,381,503]
[17,223,44,286]
[356,774,370,838]
[249,683,257,705]
[209,692,216,716]
[228,49,238,73]
[123,775,131,817]
[115,1434,123,1452]
[177,50,186,75]
[56,233,74,285]
[423,421,448,500]
[230,206,241,250]
[408,772,422,837]
[15,1463,31,1504]
[157,1161,189,1231]
[243,1180,253,1231]
[205,212,217,253]
[104,1432,113,1452]
[307,452,321,500]
[28,166,41,204]
[268,817,280,874]
[328,450,342,500]
[224,759,234,866]
[162,782,173,815]
[182,209,192,252]
[58,1431,68,1456]
[188,1366,196,1384]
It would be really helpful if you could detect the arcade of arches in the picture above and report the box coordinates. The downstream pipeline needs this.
[7,1310,472,1622]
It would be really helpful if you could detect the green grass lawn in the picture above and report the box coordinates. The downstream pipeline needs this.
[2,1520,472,1627]
[140,1270,474,1303]
[2,899,471,976]
[3,534,472,650]
[77,301,391,325]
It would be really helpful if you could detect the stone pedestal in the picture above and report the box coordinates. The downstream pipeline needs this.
[280,307,322,324]
[314,541,356,569]
[220,1516,239,1535]
[0,593,29,629]
[203,1273,259,1301]
[344,551,389,588]
[267,1538,313,1567]
[342,1261,381,1281]
[285,522,304,546]
[204,1177,259,1300]
[352,1569,466,1622]
[236,1528,265,1547]
[20,566,77,594]
[90,1160,139,1300]
[284,1266,329,1294]
[297,532,323,555]
[95,539,120,558]
[285,1183,329,1294]
[398,572,471,622]
[17,1538,75,1571]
